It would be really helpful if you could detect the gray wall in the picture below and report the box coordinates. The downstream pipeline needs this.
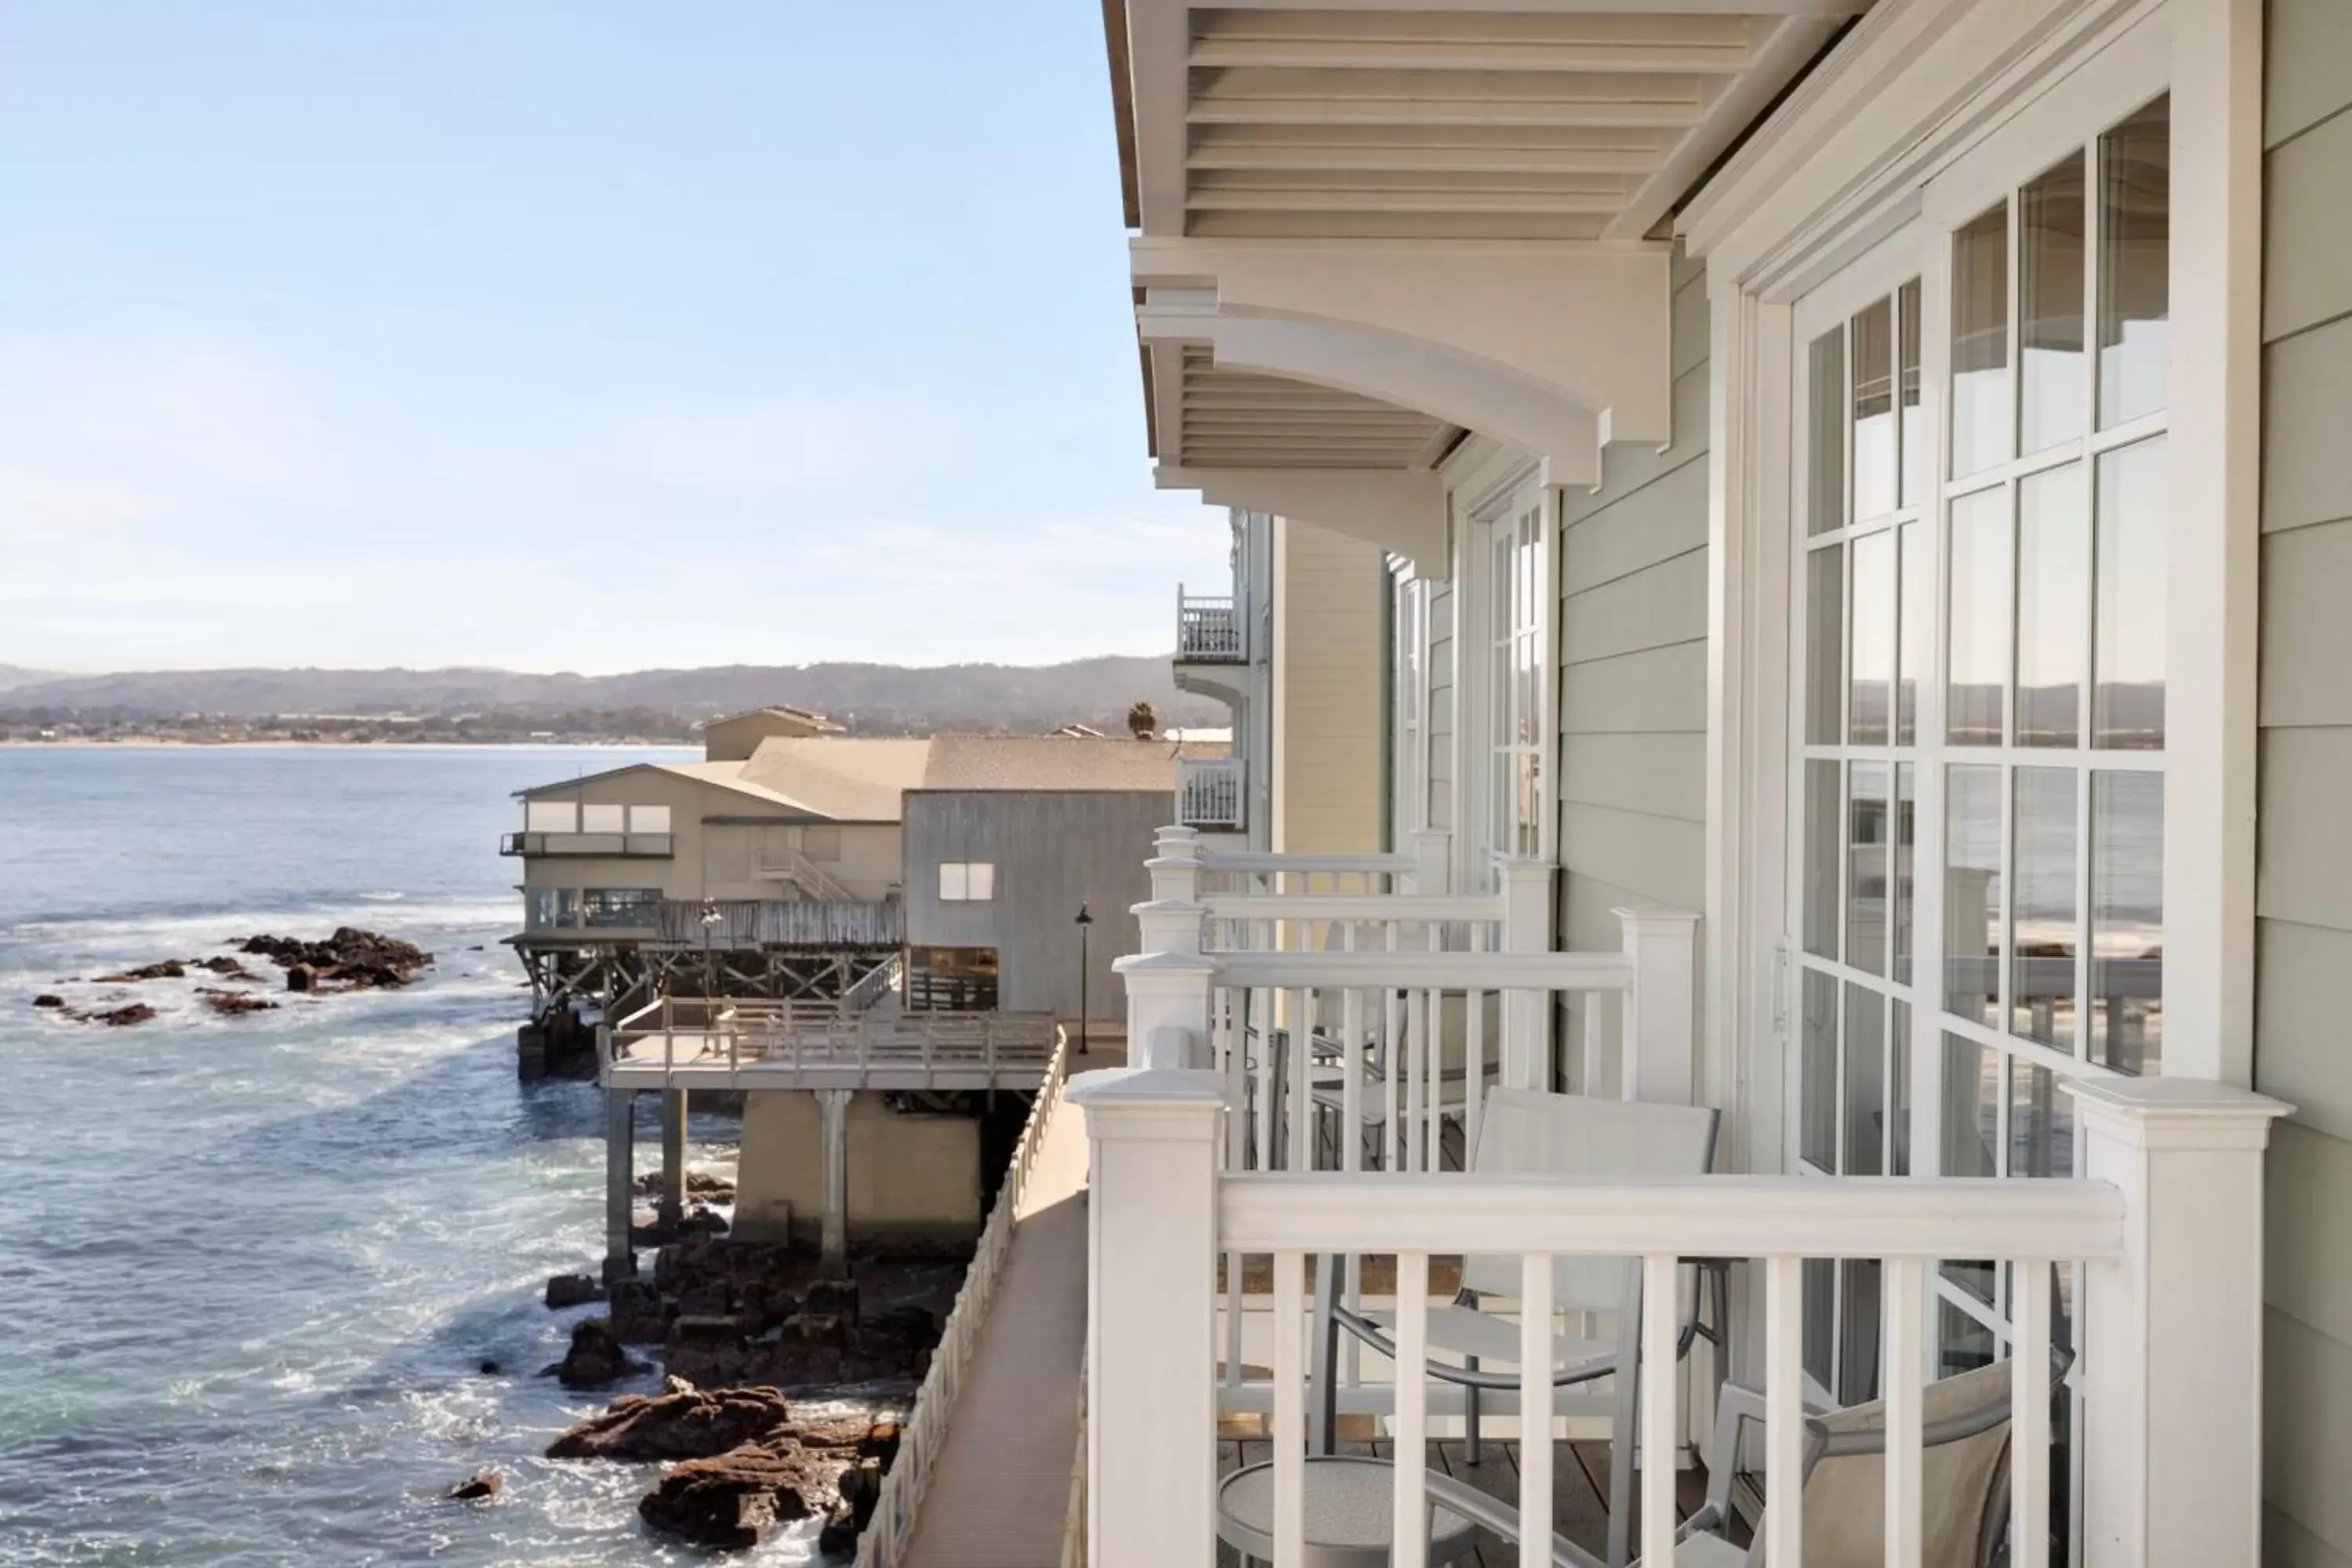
[1552,244,1710,1080]
[2257,9,2352,1562]
[900,789,1167,1022]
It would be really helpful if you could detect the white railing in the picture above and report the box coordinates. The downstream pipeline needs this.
[1177,756,1247,830]
[603,995,1057,1090]
[1196,826,1452,896]
[855,1025,1074,1568]
[1069,1069,2289,1568]
[1176,586,1247,661]
[753,844,856,901]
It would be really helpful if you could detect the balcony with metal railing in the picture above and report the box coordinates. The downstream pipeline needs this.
[1176,587,1247,664]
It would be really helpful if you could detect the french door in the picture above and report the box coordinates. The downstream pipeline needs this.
[1783,74,2174,1563]
[1466,473,1549,890]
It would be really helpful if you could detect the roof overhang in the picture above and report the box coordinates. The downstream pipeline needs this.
[1105,2,1863,505]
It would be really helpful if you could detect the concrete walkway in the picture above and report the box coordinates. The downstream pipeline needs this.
[898,1061,1096,1566]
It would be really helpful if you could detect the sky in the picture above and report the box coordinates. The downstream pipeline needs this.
[0,3,1227,674]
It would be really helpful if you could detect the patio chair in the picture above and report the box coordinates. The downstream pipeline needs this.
[1406,1343,2067,1568]
[1215,1091,1723,1568]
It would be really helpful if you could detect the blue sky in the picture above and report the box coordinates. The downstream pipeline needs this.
[0,2,1225,673]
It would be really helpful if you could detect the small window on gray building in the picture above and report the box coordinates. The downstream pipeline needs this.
[582,887,662,927]
[938,862,996,902]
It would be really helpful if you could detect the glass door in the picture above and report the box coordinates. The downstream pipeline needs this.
[1468,475,1548,889]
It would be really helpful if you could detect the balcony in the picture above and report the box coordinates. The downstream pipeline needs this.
[1042,826,2291,1568]
[1177,756,1247,832]
[518,894,902,948]
[500,830,674,857]
[1176,588,1247,663]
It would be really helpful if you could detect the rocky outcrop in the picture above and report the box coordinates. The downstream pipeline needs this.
[234,927,433,991]
[446,1471,502,1501]
[195,956,266,982]
[545,1318,649,1389]
[75,1004,157,1028]
[546,1379,902,1553]
[636,1171,737,1206]
[31,995,64,1009]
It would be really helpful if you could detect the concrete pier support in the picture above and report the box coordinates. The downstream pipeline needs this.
[604,1088,637,1281]
[818,1088,852,1274]
[659,1087,688,1225]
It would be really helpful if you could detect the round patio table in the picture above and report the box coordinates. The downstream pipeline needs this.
[1216,1454,1481,1567]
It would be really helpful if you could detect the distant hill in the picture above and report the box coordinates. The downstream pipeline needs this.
[0,665,61,692]
[0,658,1221,735]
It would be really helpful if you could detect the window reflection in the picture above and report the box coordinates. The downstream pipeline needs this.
[1850,528,1894,746]
[2100,96,2171,429]
[1853,299,1897,520]
[1845,983,1886,1175]
[1944,765,2002,1025]
[1900,281,1925,507]
[1891,999,1912,1176]
[2094,436,2167,748]
[2016,463,2088,747]
[2020,154,2087,453]
[2092,771,2165,1076]
[2010,1059,2075,1178]
[1804,760,1841,960]
[1809,328,1846,536]
[2012,768,2078,1050]
[1952,203,2010,477]
[1838,1258,1883,1405]
[1802,969,1838,1171]
[1940,1032,1999,1305]
[1947,488,2007,745]
[1808,545,1846,745]
[1898,521,1929,746]
[1893,764,1917,985]
[1849,762,1889,976]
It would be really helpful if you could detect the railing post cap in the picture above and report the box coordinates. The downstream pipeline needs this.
[1066,1065,1227,1138]
[1112,950,1218,979]
[1613,906,1700,934]
[1499,858,1555,883]
[2061,1076,2294,1149]
[1132,897,1207,916]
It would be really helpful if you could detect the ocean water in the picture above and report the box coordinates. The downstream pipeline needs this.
[0,745,836,1566]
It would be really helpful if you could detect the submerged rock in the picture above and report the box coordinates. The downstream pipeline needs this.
[82,1004,156,1028]
[637,1440,821,1550]
[31,995,64,1009]
[544,1273,604,1309]
[446,1471,503,1501]
[91,960,187,982]
[197,987,278,1016]
[546,1318,648,1388]
[635,1170,738,1205]
[195,956,266,982]
[546,1380,796,1461]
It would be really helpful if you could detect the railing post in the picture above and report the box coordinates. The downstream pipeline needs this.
[1410,828,1452,896]
[1066,1066,1225,1568]
[1499,859,1555,1091]
[2069,1079,2289,1568]
[1121,826,1216,1070]
[1615,908,1699,1105]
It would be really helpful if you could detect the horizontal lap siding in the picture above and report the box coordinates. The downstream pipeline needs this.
[1553,252,1708,1079]
[2258,6,2352,1555]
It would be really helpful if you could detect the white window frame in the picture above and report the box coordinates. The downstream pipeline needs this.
[1451,451,1555,891]
[938,862,996,902]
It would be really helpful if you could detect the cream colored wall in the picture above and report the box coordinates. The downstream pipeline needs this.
[2256,9,2352,1562]
[732,1090,982,1252]
[1270,515,1387,855]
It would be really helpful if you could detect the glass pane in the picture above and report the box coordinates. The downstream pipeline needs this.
[2012,768,2079,1051]
[1848,762,1889,977]
[2020,154,2088,453]
[1844,983,1886,1176]
[1891,999,1913,1176]
[1947,487,2008,745]
[2091,770,2165,1076]
[1849,528,1894,746]
[1951,202,2010,477]
[1806,545,1845,745]
[1809,328,1846,536]
[1939,1298,1998,1378]
[1940,1033,1999,1304]
[2010,1060,2076,1178]
[1893,763,1918,986]
[2016,463,2088,748]
[2099,95,2171,429]
[1803,1257,1835,1392]
[1803,760,1841,960]
[2094,435,2167,748]
[1897,521,1929,746]
[1838,1258,1884,1406]
[1853,298,1896,521]
[1802,969,1838,1171]
[1944,764,2003,1025]
[1900,280,1925,508]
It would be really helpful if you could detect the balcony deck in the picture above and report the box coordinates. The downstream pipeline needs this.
[1216,1428,1719,1568]
[604,994,1058,1092]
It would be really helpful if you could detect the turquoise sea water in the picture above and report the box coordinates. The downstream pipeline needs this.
[0,745,833,1566]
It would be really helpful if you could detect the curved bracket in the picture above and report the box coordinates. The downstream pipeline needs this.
[1153,466,1445,570]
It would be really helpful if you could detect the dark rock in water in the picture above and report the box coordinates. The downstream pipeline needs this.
[31,995,64,1009]
[92,960,187,982]
[234,927,432,992]
[637,1440,822,1551]
[447,1471,502,1501]
[608,1278,669,1345]
[635,1170,739,1205]
[544,1273,604,1310]
[477,1359,502,1376]
[195,956,265,982]
[549,1318,649,1389]
[82,1004,157,1028]
[197,987,278,1017]
[546,1380,797,1461]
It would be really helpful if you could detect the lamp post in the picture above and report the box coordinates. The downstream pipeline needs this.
[1074,902,1094,1058]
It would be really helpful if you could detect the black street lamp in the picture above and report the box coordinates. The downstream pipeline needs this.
[1074,903,1094,1058]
